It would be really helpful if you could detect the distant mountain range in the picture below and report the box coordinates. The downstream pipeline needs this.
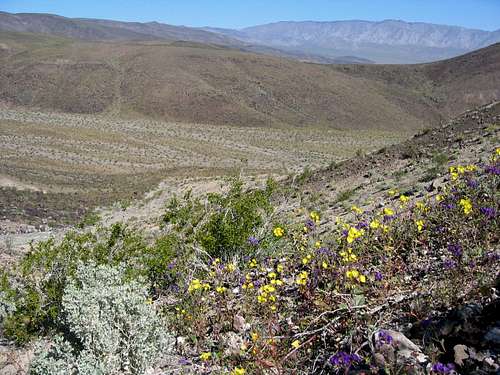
[0,11,499,63]
[205,20,500,63]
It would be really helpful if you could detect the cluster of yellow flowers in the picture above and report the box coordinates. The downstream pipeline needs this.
[273,226,285,237]
[188,278,210,293]
[399,194,410,205]
[346,226,364,244]
[351,205,363,215]
[231,367,246,375]
[415,219,425,232]
[310,211,320,223]
[302,253,313,265]
[346,269,366,283]
[339,248,358,263]
[449,164,477,181]
[296,271,308,286]
[459,198,473,215]
[492,147,500,162]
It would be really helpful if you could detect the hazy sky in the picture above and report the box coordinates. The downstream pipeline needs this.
[1,0,499,31]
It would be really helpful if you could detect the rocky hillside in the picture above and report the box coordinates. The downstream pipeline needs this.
[1,32,499,130]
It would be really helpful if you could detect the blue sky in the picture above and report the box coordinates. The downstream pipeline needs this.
[1,0,499,31]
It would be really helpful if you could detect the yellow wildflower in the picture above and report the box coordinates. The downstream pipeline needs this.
[291,340,301,349]
[277,264,284,273]
[351,205,363,214]
[216,286,227,294]
[257,294,267,303]
[415,219,424,232]
[231,368,246,375]
[188,279,202,293]
[226,263,236,272]
[273,227,285,237]
[383,207,394,216]
[347,226,364,244]
[251,332,259,342]
[388,189,398,196]
[322,261,329,269]
[310,211,320,223]
[200,352,211,361]
[296,271,308,286]
[370,219,380,229]
[459,198,472,215]
[399,195,410,204]
[346,269,360,279]
[302,254,312,265]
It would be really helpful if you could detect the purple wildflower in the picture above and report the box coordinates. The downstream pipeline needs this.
[305,218,315,231]
[374,271,383,281]
[248,236,259,246]
[440,202,456,210]
[421,318,432,328]
[485,165,500,175]
[448,243,462,257]
[383,215,395,223]
[355,221,368,229]
[431,362,455,374]
[466,179,478,188]
[443,259,457,269]
[480,207,497,219]
[316,247,332,256]
[329,352,361,368]
[377,330,393,345]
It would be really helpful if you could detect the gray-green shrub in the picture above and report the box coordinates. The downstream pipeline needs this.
[30,263,173,375]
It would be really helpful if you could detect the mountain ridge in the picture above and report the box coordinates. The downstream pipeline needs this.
[1,11,499,63]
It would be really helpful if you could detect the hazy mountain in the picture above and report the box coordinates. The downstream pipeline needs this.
[0,11,242,45]
[0,11,498,64]
[206,20,500,63]
[0,12,371,63]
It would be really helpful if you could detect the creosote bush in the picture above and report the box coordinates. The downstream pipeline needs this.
[163,178,275,258]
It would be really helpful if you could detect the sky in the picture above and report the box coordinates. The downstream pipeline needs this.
[1,0,499,31]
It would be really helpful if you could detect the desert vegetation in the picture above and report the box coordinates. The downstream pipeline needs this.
[0,123,498,373]
[0,106,407,226]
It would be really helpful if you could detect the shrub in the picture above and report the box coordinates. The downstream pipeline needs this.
[30,263,173,375]
[2,223,149,343]
[163,178,275,259]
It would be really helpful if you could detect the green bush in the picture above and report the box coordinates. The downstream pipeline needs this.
[195,179,274,258]
[161,179,275,259]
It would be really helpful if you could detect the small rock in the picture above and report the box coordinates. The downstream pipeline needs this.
[453,344,469,366]
[221,332,244,356]
[233,315,250,333]
[1,364,17,375]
